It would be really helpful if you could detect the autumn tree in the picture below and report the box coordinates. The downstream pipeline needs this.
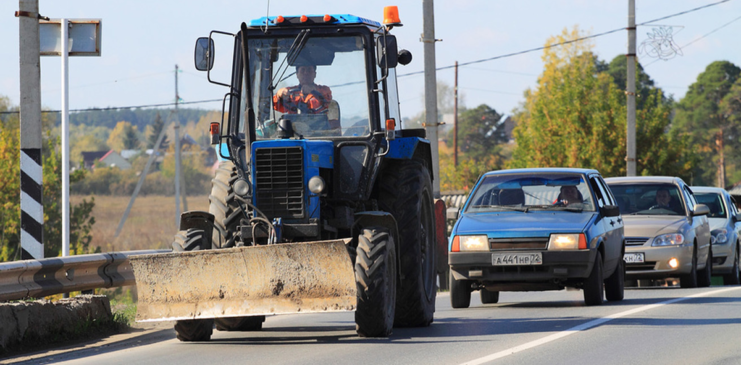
[672,61,741,187]
[510,27,693,179]
[0,96,96,261]
[107,121,141,152]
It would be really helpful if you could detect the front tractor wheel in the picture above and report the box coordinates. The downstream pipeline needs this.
[354,227,397,337]
[379,160,437,327]
[208,160,266,331]
[171,228,214,342]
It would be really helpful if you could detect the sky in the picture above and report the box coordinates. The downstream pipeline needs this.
[2,0,740,122]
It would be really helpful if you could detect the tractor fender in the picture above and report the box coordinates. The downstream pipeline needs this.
[385,137,433,182]
[353,211,402,286]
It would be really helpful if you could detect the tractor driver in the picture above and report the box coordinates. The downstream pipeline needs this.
[273,65,340,131]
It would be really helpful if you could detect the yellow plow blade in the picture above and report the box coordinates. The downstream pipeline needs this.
[130,239,357,322]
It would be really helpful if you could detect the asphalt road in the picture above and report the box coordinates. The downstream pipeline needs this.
[11,285,741,365]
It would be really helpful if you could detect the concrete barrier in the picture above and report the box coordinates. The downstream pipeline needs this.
[0,295,113,354]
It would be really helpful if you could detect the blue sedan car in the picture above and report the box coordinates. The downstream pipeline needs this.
[448,168,625,307]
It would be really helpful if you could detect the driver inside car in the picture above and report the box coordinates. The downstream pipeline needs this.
[273,64,340,133]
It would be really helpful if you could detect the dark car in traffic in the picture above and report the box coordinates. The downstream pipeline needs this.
[448,168,625,307]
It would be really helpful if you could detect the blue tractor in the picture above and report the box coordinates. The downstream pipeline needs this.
[131,7,441,342]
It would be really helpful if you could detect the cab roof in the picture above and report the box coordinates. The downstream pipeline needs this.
[249,14,381,29]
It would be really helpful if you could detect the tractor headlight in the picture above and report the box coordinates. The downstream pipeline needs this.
[233,178,251,197]
[459,235,489,251]
[308,176,326,194]
[652,233,684,246]
[711,229,728,244]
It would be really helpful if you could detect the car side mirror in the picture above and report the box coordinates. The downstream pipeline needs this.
[601,205,620,217]
[447,207,460,221]
[734,213,741,222]
[692,204,710,216]
[194,37,215,71]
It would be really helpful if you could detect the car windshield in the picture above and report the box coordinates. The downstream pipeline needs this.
[608,183,686,216]
[242,35,370,139]
[465,173,595,213]
[694,192,727,218]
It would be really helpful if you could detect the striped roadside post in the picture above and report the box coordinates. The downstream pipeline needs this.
[20,150,43,259]
[18,0,44,260]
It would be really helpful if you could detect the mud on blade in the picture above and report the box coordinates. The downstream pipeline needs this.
[130,239,357,322]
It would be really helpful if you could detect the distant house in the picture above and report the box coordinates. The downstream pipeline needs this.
[81,151,109,170]
[81,150,132,170]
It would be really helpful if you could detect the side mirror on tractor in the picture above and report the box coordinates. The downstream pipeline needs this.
[376,35,398,69]
[194,37,215,71]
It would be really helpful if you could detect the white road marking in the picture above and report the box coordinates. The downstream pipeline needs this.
[459,286,741,365]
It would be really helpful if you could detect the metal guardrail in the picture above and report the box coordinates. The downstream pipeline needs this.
[0,249,169,301]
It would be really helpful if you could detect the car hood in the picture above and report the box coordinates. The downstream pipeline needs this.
[622,215,687,237]
[708,218,729,231]
[455,211,595,238]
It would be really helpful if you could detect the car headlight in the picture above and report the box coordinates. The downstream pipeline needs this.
[652,233,685,246]
[548,233,587,250]
[711,229,728,244]
[459,235,489,251]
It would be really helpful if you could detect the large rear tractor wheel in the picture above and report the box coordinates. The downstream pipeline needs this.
[171,228,214,342]
[208,161,267,331]
[604,258,625,301]
[379,160,436,327]
[355,227,397,337]
[583,252,604,306]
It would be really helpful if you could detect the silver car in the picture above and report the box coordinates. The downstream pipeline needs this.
[605,176,712,288]
[691,186,741,285]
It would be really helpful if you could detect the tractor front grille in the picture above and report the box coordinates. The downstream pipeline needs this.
[254,146,305,219]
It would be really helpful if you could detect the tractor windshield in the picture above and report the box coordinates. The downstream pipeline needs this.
[242,35,371,139]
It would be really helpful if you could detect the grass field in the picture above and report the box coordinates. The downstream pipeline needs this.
[70,194,209,252]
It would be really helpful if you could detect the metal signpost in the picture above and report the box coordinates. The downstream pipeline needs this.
[39,18,102,258]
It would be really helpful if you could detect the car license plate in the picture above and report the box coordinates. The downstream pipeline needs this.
[492,253,543,266]
[624,253,645,263]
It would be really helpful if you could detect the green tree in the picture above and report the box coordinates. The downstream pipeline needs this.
[446,104,507,161]
[107,121,141,152]
[510,27,693,179]
[146,112,169,149]
[720,78,741,184]
[673,61,741,187]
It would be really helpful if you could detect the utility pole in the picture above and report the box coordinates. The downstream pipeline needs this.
[422,0,441,197]
[174,64,183,229]
[626,0,637,176]
[17,0,44,260]
[454,61,459,167]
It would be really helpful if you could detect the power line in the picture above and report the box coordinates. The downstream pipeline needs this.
[3,1,730,115]
[0,98,222,115]
[398,0,731,78]
[644,12,741,68]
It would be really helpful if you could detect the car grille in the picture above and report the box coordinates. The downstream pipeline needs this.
[625,237,649,246]
[489,238,548,250]
[626,262,657,271]
[254,146,304,219]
